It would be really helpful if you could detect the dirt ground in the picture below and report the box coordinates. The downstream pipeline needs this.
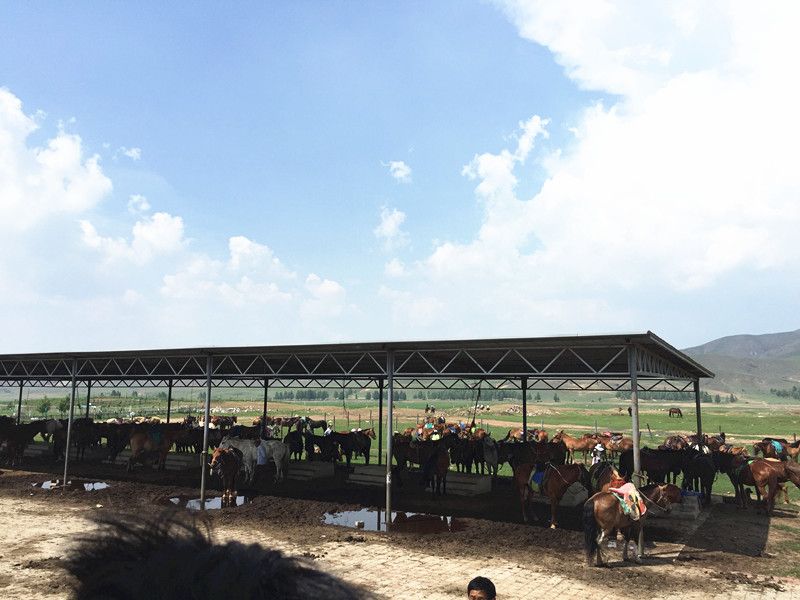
[1,465,800,599]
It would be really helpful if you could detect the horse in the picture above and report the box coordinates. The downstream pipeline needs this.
[220,436,290,485]
[330,431,365,469]
[302,431,337,462]
[127,425,189,471]
[421,439,450,496]
[659,435,690,451]
[283,430,304,460]
[210,446,243,507]
[352,428,375,464]
[300,417,328,432]
[668,407,683,418]
[680,448,716,505]
[552,431,595,464]
[753,438,789,461]
[583,483,682,567]
[513,461,591,528]
[481,436,499,477]
[731,457,800,514]
[588,461,625,494]
[619,447,683,484]
[71,418,98,462]
[0,420,46,466]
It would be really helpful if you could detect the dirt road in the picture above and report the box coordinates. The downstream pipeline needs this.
[1,469,799,599]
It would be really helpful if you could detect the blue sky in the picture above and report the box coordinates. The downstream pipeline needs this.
[1,2,799,352]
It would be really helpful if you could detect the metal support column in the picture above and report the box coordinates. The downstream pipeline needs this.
[166,379,173,423]
[268,378,269,438]
[62,359,78,489]
[384,351,395,531]
[84,381,92,419]
[694,379,702,437]
[628,345,642,479]
[377,379,384,466]
[521,377,528,439]
[15,383,23,425]
[627,344,644,558]
[199,355,213,509]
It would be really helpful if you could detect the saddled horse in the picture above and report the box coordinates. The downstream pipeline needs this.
[753,438,789,461]
[731,457,800,514]
[210,446,243,507]
[659,435,690,451]
[583,483,682,567]
[513,461,591,528]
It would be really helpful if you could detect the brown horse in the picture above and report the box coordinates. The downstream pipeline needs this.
[588,461,625,493]
[733,458,800,513]
[583,483,682,567]
[668,407,683,418]
[753,438,790,461]
[513,462,591,528]
[210,446,243,507]
[127,425,188,471]
[552,430,595,464]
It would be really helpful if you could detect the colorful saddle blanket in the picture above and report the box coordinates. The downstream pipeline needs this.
[609,482,646,520]
[770,440,784,454]
[528,467,547,493]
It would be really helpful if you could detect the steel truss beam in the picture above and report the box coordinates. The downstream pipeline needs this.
[0,338,698,392]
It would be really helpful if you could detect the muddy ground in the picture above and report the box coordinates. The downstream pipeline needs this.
[1,462,799,599]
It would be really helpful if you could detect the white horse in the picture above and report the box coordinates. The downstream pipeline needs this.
[220,437,290,485]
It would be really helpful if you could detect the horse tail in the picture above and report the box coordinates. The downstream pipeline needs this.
[282,444,290,479]
[583,495,598,564]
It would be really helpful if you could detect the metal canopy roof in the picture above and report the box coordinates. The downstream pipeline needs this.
[0,331,712,391]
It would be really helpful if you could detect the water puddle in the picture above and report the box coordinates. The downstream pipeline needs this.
[168,496,250,510]
[322,508,466,533]
[32,480,110,491]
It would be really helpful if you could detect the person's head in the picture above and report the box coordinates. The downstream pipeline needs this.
[467,576,496,600]
[66,511,372,600]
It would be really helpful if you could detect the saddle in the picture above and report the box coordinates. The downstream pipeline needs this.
[770,440,784,454]
[609,482,646,520]
[528,467,547,494]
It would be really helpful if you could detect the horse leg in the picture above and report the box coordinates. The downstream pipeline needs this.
[520,486,529,523]
[550,494,559,529]
[596,529,607,567]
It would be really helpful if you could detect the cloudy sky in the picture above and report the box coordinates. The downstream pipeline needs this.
[1,1,798,353]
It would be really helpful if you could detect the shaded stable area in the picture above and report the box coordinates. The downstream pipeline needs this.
[0,332,713,530]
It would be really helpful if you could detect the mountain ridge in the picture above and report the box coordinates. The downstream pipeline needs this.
[682,328,800,395]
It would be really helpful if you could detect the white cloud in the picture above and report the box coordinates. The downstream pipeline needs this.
[127,194,151,213]
[80,212,186,265]
[373,206,409,250]
[383,160,412,183]
[376,3,800,337]
[0,88,112,230]
[116,146,142,160]
[228,235,293,278]
[384,258,406,277]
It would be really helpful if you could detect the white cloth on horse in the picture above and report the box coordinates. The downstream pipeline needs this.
[324,427,332,436]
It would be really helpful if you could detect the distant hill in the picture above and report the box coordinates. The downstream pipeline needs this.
[683,329,800,396]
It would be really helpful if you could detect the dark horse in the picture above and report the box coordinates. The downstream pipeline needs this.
[513,462,591,528]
